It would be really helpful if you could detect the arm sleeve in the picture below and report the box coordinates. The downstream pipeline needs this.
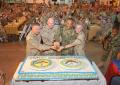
[70,33,85,47]
[28,37,51,51]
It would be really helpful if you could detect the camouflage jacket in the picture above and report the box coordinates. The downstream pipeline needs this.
[54,26,77,55]
[26,31,51,56]
[40,25,57,55]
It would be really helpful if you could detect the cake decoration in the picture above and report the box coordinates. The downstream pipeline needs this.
[31,59,52,70]
[60,58,85,70]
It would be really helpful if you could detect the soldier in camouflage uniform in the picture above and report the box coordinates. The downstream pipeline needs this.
[41,17,57,55]
[54,18,77,55]
[99,26,120,67]
[103,27,120,60]
[26,23,54,56]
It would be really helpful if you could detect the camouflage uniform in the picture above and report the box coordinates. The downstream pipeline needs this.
[40,15,48,26]
[54,26,77,55]
[26,31,51,56]
[102,33,120,61]
[41,25,57,55]
[71,31,86,56]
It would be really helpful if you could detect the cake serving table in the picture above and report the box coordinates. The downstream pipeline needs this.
[10,56,106,85]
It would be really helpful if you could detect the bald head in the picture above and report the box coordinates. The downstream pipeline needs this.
[47,17,54,29]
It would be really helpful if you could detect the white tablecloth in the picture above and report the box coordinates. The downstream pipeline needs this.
[10,62,106,85]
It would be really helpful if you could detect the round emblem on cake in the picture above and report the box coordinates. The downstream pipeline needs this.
[60,58,85,70]
[31,59,52,70]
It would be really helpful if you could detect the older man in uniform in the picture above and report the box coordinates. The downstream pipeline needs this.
[40,17,58,55]
[26,23,55,56]
[54,18,77,55]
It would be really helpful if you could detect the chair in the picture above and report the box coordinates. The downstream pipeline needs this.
[19,24,32,41]
[110,76,120,85]
[19,24,27,41]
[24,24,32,37]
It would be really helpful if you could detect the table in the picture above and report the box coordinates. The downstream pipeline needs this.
[105,60,120,85]
[10,62,106,85]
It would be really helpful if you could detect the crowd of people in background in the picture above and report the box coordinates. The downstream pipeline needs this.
[0,2,120,66]
[0,1,120,81]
